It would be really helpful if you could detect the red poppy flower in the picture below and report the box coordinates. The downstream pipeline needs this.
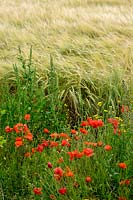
[14,123,24,133]
[85,176,92,183]
[24,152,31,157]
[68,150,84,160]
[60,132,70,139]
[87,118,104,128]
[54,167,63,177]
[125,179,130,185]
[65,166,74,177]
[36,144,44,153]
[44,128,50,134]
[58,187,67,195]
[23,124,29,134]
[97,141,103,147]
[42,140,49,147]
[75,151,84,159]
[33,187,42,195]
[83,148,94,157]
[108,118,119,129]
[71,129,77,134]
[80,128,88,135]
[48,162,53,168]
[61,140,70,147]
[15,137,23,147]
[57,157,64,164]
[80,121,89,126]
[31,148,36,154]
[121,105,129,113]
[24,114,30,120]
[104,145,112,151]
[5,126,13,133]
[50,141,58,148]
[50,133,60,138]
[119,179,130,186]
[24,132,33,141]
[118,162,127,169]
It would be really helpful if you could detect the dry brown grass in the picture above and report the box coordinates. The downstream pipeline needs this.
[0,0,133,79]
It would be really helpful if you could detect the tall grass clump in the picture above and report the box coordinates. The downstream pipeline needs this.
[0,48,68,134]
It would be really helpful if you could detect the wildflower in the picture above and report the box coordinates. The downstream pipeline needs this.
[24,114,30,120]
[97,101,102,106]
[85,176,92,183]
[104,145,112,151]
[65,166,74,177]
[61,140,70,147]
[97,141,103,147]
[58,187,67,195]
[15,137,23,147]
[50,133,60,138]
[67,151,75,161]
[23,124,30,134]
[80,121,89,126]
[84,141,97,147]
[88,118,104,128]
[24,132,33,141]
[92,142,97,147]
[57,157,64,164]
[118,162,127,169]
[50,141,58,148]
[48,162,53,168]
[75,151,84,159]
[42,140,49,147]
[44,128,50,134]
[125,179,130,185]
[67,150,84,160]
[119,179,130,186]
[24,152,31,157]
[14,123,24,133]
[83,148,94,157]
[31,148,36,153]
[36,144,44,153]
[71,129,77,134]
[5,126,13,133]
[33,187,42,195]
[54,167,63,177]
[60,132,70,139]
[108,118,119,129]
[80,128,88,135]
[121,105,129,113]
[84,141,94,146]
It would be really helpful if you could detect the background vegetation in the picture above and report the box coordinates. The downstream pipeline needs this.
[0,0,132,199]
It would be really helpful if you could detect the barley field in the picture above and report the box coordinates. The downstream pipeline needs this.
[0,0,133,77]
